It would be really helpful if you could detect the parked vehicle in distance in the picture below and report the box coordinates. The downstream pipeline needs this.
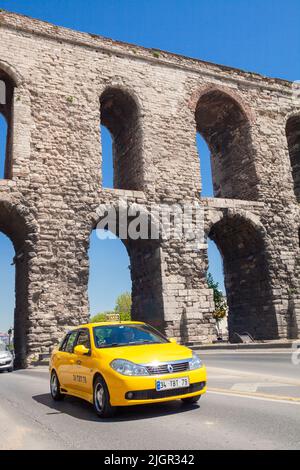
[49,321,207,418]
[0,341,14,372]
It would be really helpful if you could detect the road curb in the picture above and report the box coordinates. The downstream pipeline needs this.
[189,341,295,351]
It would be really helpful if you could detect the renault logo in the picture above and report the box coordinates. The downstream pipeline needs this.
[167,364,174,373]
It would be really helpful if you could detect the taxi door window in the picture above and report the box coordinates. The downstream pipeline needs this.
[75,329,91,350]
[59,334,70,352]
[64,331,78,353]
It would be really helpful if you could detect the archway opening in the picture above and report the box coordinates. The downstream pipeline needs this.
[101,125,114,189]
[207,239,228,339]
[0,232,15,350]
[0,202,29,368]
[0,114,8,179]
[100,87,143,191]
[286,115,300,202]
[0,70,15,180]
[89,209,164,332]
[197,132,214,197]
[88,229,132,320]
[195,90,258,200]
[208,214,278,341]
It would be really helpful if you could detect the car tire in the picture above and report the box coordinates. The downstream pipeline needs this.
[93,376,116,418]
[181,395,201,404]
[50,370,65,401]
[7,367,13,373]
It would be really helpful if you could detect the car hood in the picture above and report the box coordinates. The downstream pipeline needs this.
[97,342,193,364]
[0,351,12,358]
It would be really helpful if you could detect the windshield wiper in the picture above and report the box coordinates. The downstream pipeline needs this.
[97,340,161,348]
[98,342,129,348]
[127,340,160,345]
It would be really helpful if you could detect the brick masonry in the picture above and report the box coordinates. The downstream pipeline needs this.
[0,11,299,366]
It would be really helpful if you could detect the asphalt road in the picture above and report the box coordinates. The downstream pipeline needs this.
[201,350,300,381]
[0,350,299,450]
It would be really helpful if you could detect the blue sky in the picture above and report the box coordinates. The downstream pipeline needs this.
[0,0,299,331]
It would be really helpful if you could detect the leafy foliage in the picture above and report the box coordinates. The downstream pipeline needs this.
[115,292,132,321]
[207,273,228,321]
[90,311,115,323]
[90,292,132,323]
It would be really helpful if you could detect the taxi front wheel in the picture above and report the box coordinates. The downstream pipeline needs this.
[181,395,201,404]
[50,370,65,401]
[93,376,116,418]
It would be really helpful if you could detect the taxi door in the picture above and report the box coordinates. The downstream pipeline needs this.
[55,330,79,391]
[71,328,94,396]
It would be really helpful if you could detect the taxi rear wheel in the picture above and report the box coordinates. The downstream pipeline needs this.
[93,376,116,418]
[50,370,64,401]
[181,395,201,404]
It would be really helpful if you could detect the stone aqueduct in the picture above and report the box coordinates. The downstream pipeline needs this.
[0,12,299,367]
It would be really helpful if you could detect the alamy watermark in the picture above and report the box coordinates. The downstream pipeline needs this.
[94,198,206,249]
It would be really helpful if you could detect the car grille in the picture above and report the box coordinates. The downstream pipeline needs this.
[125,382,206,400]
[145,361,190,375]
[0,359,11,366]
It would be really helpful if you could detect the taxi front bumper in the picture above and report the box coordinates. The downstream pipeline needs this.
[105,366,207,406]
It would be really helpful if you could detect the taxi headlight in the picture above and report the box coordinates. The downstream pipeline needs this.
[110,359,149,376]
[189,353,203,370]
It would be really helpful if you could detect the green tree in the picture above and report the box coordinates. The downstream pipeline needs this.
[90,292,132,323]
[90,311,115,323]
[115,292,132,321]
[207,273,228,322]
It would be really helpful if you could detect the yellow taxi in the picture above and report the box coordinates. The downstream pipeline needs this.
[49,321,207,418]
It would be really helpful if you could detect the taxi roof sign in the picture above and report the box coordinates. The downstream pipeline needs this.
[105,313,121,322]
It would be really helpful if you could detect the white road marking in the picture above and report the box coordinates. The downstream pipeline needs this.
[231,382,297,392]
[207,366,300,386]
[208,389,300,405]
[231,383,258,392]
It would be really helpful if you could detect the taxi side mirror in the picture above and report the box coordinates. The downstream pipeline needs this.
[74,345,90,356]
[168,337,177,344]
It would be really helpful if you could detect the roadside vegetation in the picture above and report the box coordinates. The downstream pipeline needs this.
[90,292,132,322]
[206,273,228,324]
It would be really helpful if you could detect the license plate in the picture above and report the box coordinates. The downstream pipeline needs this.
[156,377,189,391]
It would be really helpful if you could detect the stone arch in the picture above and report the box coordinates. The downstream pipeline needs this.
[100,86,144,191]
[190,85,255,122]
[205,208,266,240]
[0,199,37,368]
[89,202,165,330]
[207,210,278,341]
[0,60,24,88]
[286,113,300,202]
[193,87,258,200]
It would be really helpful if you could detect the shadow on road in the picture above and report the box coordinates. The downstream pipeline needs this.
[32,393,201,422]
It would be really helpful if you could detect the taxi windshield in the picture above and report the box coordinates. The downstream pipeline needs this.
[93,324,169,349]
